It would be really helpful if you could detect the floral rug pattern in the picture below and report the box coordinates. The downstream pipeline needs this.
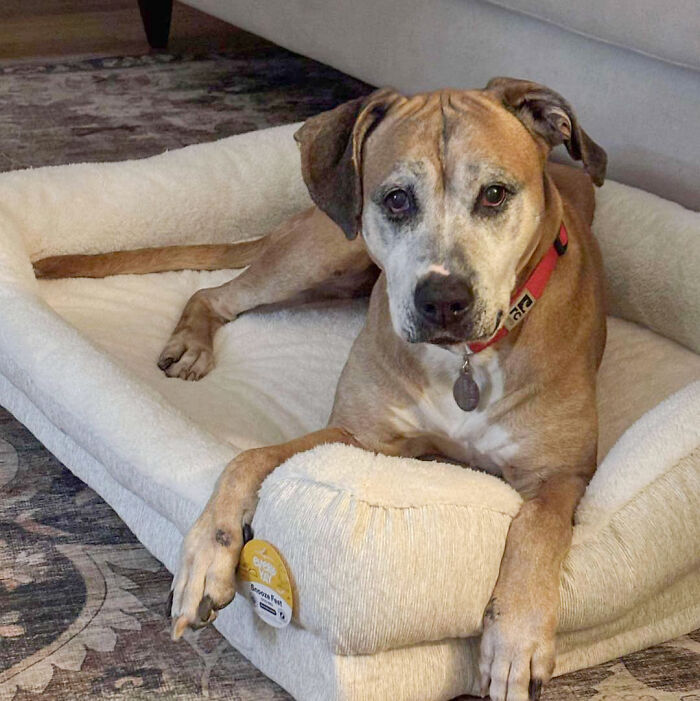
[0,414,289,700]
[0,46,698,700]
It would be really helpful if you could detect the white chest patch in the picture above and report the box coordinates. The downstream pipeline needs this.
[390,345,519,473]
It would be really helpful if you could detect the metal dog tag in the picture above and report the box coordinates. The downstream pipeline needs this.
[453,354,480,412]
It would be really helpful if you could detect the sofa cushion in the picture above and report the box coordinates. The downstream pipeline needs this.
[482,0,700,70]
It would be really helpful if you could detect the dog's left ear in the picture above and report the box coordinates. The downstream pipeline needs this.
[486,77,607,186]
[294,88,403,239]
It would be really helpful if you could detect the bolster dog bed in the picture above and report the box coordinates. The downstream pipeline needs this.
[0,123,698,701]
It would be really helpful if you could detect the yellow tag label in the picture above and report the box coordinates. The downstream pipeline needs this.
[237,539,293,628]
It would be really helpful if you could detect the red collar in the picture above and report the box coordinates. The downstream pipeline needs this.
[468,223,568,353]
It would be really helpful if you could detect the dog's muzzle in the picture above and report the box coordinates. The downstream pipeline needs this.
[413,273,475,342]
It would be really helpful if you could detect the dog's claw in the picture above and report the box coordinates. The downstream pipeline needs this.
[165,589,174,618]
[158,329,214,381]
[197,595,214,623]
[529,679,543,700]
[157,356,175,371]
[170,601,218,642]
[171,615,189,641]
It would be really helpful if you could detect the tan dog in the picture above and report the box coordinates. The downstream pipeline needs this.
[35,78,607,701]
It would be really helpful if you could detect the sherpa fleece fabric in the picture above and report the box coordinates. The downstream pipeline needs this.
[0,123,698,700]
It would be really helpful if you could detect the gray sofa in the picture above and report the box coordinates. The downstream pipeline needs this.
[146,0,700,211]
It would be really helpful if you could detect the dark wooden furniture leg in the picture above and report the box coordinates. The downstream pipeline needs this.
[137,0,174,49]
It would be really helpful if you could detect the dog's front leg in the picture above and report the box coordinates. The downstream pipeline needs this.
[169,427,360,639]
[479,472,589,701]
[158,207,373,381]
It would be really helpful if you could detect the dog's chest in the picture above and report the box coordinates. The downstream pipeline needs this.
[391,346,519,473]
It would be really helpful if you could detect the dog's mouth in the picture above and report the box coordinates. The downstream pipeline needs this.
[428,335,464,347]
[420,310,505,348]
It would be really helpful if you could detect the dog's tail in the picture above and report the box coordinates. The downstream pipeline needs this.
[33,238,265,279]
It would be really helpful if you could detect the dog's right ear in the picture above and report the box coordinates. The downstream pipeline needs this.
[294,88,402,240]
[486,77,607,186]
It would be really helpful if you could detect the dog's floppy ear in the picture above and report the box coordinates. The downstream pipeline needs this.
[486,77,607,186]
[294,88,402,239]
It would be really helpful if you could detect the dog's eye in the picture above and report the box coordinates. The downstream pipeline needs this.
[480,184,507,208]
[384,188,412,215]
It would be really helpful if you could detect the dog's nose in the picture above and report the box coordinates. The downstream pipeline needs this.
[414,273,474,328]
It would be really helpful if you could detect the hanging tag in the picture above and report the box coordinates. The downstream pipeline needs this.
[453,354,480,411]
[238,539,293,628]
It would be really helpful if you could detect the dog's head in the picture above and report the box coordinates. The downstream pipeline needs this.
[295,78,606,345]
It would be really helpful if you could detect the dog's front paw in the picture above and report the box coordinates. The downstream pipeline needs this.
[158,330,214,381]
[169,510,243,639]
[478,598,555,701]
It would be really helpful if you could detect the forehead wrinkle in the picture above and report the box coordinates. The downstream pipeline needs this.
[388,93,437,126]
[364,100,445,194]
[437,91,448,198]
[455,90,499,112]
[458,161,522,188]
[375,160,425,192]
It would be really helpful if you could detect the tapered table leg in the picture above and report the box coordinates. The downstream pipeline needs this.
[137,0,173,49]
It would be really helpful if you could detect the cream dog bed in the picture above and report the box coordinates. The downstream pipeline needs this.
[0,124,698,701]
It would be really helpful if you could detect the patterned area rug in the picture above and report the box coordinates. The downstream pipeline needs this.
[0,46,698,701]
[0,48,371,170]
[0,413,290,700]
